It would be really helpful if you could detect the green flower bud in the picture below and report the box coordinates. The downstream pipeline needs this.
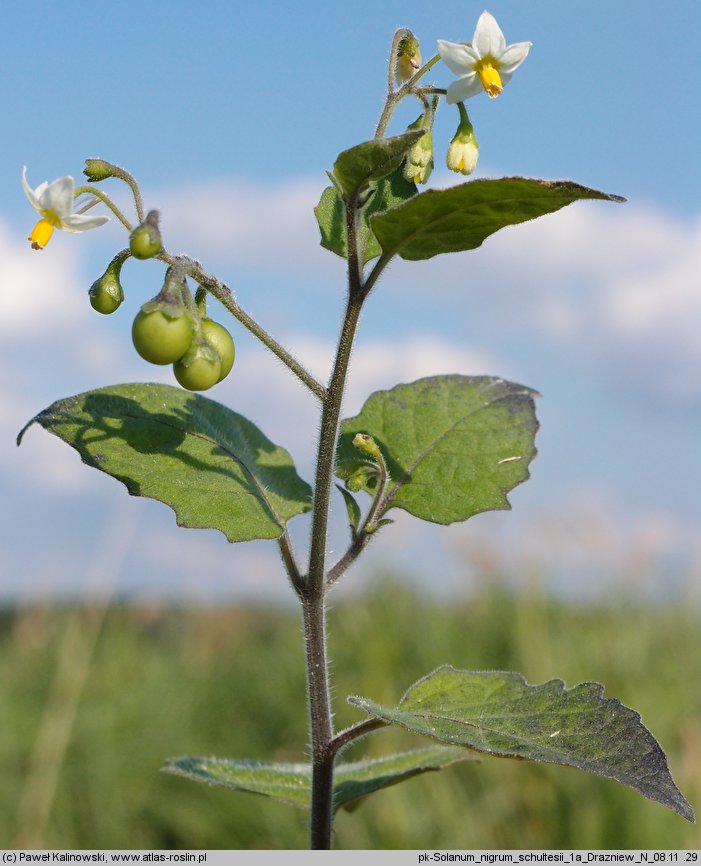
[395,30,421,84]
[83,159,115,182]
[88,249,129,315]
[129,210,162,260]
[340,462,379,494]
[446,103,479,176]
[404,124,433,185]
[352,433,382,462]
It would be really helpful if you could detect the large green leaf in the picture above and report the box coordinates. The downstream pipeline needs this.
[349,666,695,822]
[336,376,538,525]
[163,746,477,813]
[315,165,417,264]
[332,130,424,199]
[371,177,625,261]
[18,383,312,543]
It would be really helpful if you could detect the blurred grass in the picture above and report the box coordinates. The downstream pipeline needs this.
[1,577,699,849]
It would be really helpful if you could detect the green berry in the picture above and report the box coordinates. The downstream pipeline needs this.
[132,309,193,365]
[89,274,123,314]
[173,350,221,391]
[201,319,235,382]
[129,210,162,260]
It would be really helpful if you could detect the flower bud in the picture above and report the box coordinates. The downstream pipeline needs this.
[352,433,382,462]
[129,210,162,260]
[446,103,479,176]
[88,250,128,314]
[83,159,115,182]
[403,117,434,185]
[395,30,421,84]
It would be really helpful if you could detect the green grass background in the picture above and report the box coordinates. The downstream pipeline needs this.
[1,578,699,849]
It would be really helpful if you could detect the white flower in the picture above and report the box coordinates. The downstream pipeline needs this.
[22,166,109,250]
[437,11,531,103]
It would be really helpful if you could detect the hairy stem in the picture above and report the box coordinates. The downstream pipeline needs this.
[374,53,441,139]
[277,531,305,599]
[303,594,335,849]
[73,186,134,232]
[330,718,388,757]
[304,198,366,849]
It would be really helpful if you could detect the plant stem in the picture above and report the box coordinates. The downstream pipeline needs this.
[302,593,335,849]
[73,185,134,232]
[374,53,441,139]
[330,718,388,757]
[303,198,366,849]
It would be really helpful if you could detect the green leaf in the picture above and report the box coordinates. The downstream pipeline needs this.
[164,757,310,810]
[163,746,477,813]
[315,165,417,264]
[337,376,538,525]
[336,483,362,535]
[349,666,695,823]
[333,746,479,813]
[332,130,424,199]
[371,177,625,261]
[18,383,312,543]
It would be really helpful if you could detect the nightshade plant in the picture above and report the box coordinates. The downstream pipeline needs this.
[18,11,694,850]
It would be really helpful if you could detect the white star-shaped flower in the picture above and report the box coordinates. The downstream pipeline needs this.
[22,166,109,250]
[437,11,531,103]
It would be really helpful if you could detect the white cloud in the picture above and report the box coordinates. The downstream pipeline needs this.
[0,221,85,334]
[155,177,338,278]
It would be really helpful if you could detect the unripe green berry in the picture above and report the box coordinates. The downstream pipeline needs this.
[173,349,221,392]
[132,309,193,365]
[129,210,162,260]
[89,273,124,314]
[201,319,235,382]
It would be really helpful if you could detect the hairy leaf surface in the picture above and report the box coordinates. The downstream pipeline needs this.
[337,376,538,524]
[371,177,625,261]
[315,166,417,264]
[349,666,694,822]
[332,130,424,199]
[18,383,311,542]
[164,746,477,812]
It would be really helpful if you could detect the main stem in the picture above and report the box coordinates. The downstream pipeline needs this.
[304,293,363,849]
[305,201,365,848]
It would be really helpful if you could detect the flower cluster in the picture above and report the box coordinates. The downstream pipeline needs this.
[400,11,530,181]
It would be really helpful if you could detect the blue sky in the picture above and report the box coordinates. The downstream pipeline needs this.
[2,1,701,602]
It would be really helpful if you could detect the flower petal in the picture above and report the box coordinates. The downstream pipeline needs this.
[61,213,110,233]
[473,11,506,59]
[498,41,532,74]
[446,76,483,104]
[39,175,75,220]
[21,167,43,213]
[437,40,479,76]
